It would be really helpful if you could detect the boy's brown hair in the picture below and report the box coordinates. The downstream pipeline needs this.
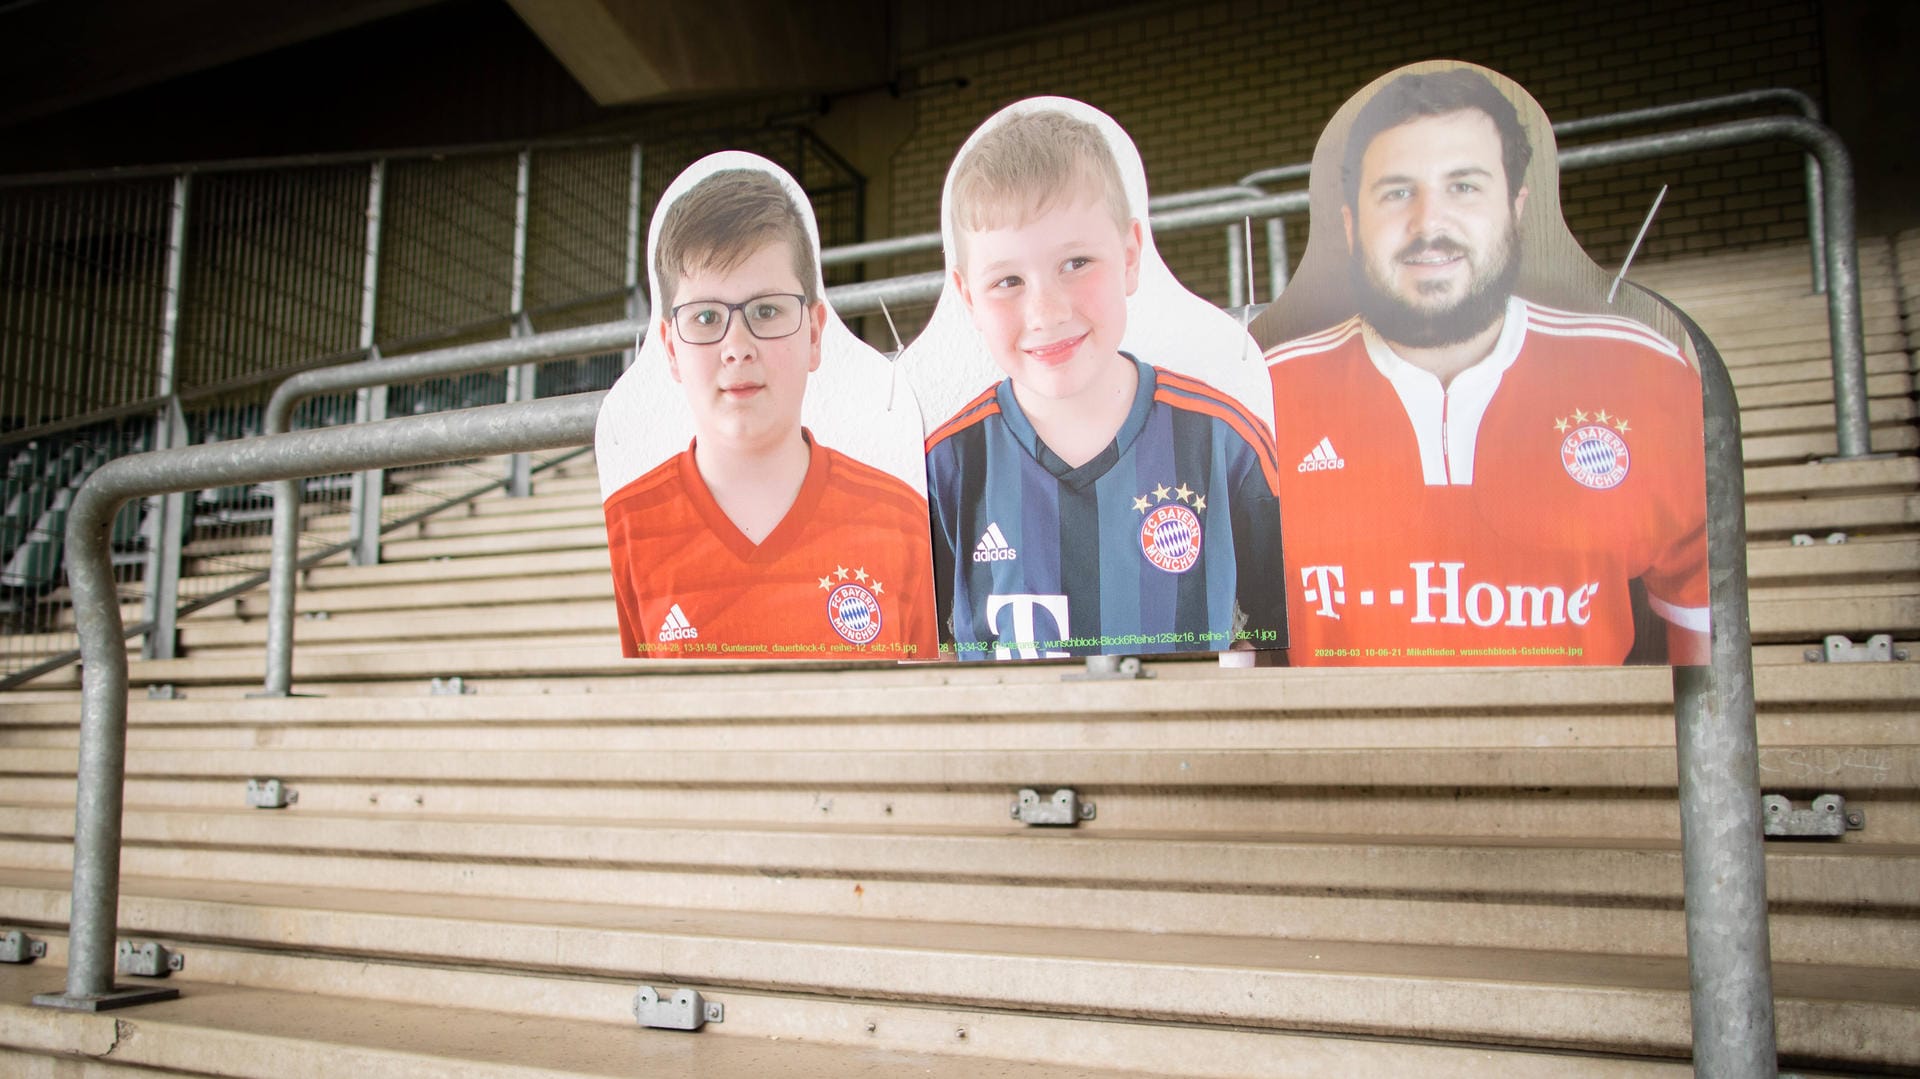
[947,109,1132,262]
[654,168,820,306]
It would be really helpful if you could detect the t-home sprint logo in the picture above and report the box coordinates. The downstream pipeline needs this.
[1299,563,1600,627]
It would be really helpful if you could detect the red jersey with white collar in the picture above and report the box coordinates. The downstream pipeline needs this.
[1265,298,1707,666]
[604,433,938,660]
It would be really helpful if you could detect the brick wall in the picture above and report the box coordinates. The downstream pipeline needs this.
[883,0,1825,316]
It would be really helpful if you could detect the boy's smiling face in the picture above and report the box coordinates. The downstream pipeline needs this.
[664,238,824,457]
[954,192,1141,406]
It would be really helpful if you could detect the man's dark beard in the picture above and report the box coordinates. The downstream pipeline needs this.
[1350,233,1521,349]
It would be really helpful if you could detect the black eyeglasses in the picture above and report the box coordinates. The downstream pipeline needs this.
[669,293,808,345]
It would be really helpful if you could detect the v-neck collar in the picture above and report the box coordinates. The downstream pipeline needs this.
[677,430,830,562]
[994,354,1155,491]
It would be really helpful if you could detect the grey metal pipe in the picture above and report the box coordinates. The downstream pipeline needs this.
[48,393,603,1006]
[1265,217,1288,299]
[1657,294,1778,1076]
[1549,87,1819,137]
[1237,161,1312,189]
[260,321,640,694]
[1225,224,1246,308]
[1552,88,1825,295]
[507,150,536,498]
[140,174,191,663]
[1558,116,1867,457]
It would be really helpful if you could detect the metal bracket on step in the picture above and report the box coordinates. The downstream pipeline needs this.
[1790,532,1847,546]
[1804,634,1907,663]
[1762,793,1864,838]
[117,940,185,977]
[1012,787,1096,826]
[1,929,47,963]
[429,676,475,696]
[146,684,182,700]
[633,986,722,1030]
[1063,655,1151,681]
[245,778,297,809]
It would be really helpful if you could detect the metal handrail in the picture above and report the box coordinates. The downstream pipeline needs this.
[32,307,1779,1071]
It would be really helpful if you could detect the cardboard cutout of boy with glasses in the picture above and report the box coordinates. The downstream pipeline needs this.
[596,154,937,659]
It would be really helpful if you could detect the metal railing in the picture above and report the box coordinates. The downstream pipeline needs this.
[30,298,1779,1073]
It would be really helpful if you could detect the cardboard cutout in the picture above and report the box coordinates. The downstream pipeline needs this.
[903,97,1288,661]
[1249,62,1708,666]
[596,153,936,660]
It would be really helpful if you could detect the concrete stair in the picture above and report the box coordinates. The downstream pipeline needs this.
[2,238,1917,1075]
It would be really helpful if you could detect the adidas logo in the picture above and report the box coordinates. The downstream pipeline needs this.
[1297,437,1346,473]
[657,603,700,642]
[972,521,1018,563]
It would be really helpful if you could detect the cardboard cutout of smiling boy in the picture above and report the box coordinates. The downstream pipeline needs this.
[1249,61,1708,666]
[903,97,1287,661]
[595,153,937,660]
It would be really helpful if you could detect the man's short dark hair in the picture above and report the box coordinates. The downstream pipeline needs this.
[1340,68,1534,210]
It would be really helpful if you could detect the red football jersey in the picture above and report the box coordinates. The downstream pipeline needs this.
[604,434,938,660]
[1265,298,1708,666]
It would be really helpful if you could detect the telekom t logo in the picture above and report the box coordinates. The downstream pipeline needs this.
[1299,565,1345,619]
[986,593,1071,660]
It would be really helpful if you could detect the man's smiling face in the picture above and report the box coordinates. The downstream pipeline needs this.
[1343,108,1527,348]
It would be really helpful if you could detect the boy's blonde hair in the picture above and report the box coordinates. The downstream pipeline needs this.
[655,169,819,306]
[947,109,1133,263]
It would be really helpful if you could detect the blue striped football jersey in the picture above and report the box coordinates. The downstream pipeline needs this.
[925,356,1287,660]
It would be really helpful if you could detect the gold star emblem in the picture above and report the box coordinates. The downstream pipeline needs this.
[1572,408,1589,423]
[1151,483,1171,502]
[835,565,850,581]
[1554,417,1571,433]
[1614,417,1630,434]
[853,567,869,583]
[872,580,884,594]
[818,575,834,589]
[1174,483,1195,503]
[1193,494,1206,511]
[1594,408,1611,424]
[1132,495,1151,513]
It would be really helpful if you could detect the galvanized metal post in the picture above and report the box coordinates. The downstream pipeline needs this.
[138,174,191,662]
[1265,217,1288,300]
[1804,154,1826,295]
[624,143,647,369]
[1225,224,1245,308]
[258,320,641,693]
[1660,297,1777,1076]
[348,159,388,566]
[506,149,535,498]
[35,394,604,1013]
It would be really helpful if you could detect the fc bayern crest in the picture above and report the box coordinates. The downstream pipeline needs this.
[1140,504,1202,573]
[826,583,883,645]
[1561,425,1630,490]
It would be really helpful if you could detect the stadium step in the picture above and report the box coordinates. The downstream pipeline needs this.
[0,956,1735,1078]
